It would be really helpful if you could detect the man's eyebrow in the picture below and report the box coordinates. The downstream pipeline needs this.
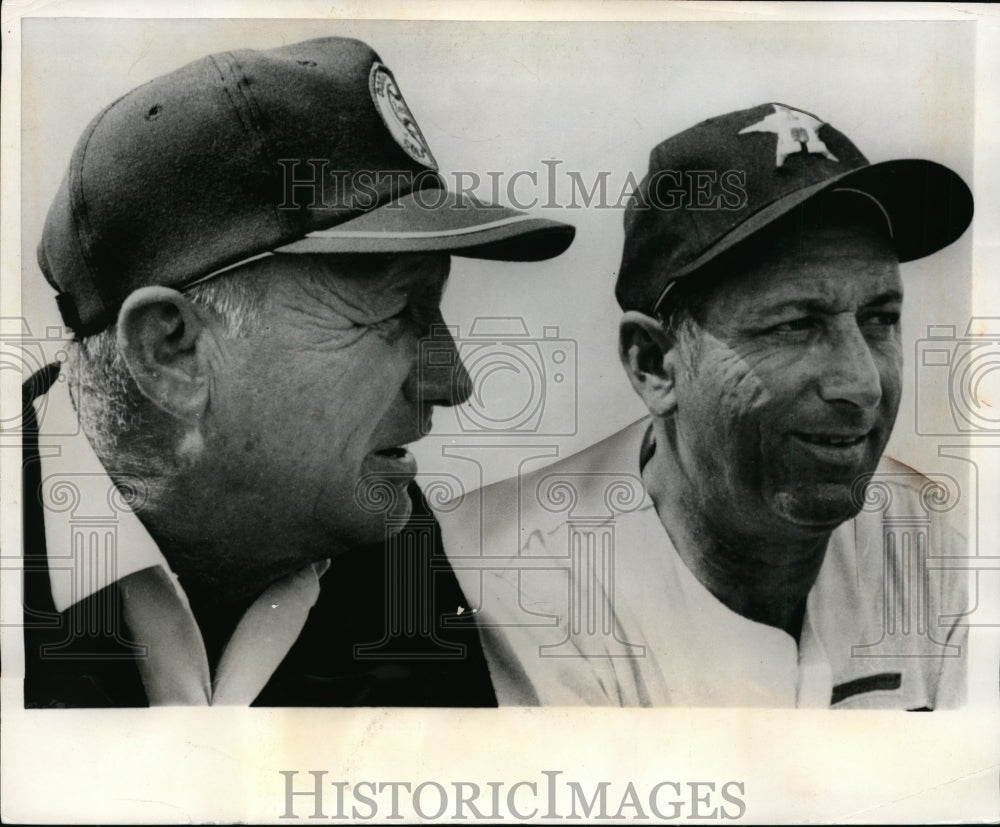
[862,289,904,307]
[753,290,903,316]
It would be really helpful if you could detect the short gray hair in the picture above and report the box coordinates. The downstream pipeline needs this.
[66,272,267,488]
[655,275,719,376]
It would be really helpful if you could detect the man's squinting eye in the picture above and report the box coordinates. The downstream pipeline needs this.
[760,307,900,339]
[859,308,901,329]
[768,317,816,335]
[378,297,440,336]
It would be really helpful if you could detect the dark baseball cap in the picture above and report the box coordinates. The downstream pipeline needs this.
[616,102,974,314]
[38,36,576,336]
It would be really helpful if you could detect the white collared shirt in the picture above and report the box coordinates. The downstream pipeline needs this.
[35,377,328,705]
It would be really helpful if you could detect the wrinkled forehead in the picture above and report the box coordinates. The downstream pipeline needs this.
[700,221,902,316]
[301,252,451,294]
[266,252,451,317]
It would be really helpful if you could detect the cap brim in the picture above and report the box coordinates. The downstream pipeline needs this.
[660,159,973,306]
[274,189,575,261]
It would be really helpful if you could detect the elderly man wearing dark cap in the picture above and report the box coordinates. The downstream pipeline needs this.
[441,103,972,708]
[21,37,574,706]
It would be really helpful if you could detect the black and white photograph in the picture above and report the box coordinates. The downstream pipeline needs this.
[2,2,998,823]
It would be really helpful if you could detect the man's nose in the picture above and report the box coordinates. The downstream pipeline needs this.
[405,322,473,408]
[816,321,884,409]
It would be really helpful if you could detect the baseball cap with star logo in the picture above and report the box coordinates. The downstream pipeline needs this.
[39,37,576,337]
[615,102,974,314]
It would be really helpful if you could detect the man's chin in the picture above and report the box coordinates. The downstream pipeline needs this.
[351,469,415,525]
[770,484,864,531]
[341,510,410,551]
[318,484,415,550]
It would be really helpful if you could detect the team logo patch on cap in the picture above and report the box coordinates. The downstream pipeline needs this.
[739,104,839,168]
[369,62,438,170]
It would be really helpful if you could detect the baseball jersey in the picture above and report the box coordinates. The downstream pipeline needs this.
[437,418,969,708]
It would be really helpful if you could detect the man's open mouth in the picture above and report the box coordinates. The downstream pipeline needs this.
[367,444,419,479]
[790,431,873,465]
[373,446,410,459]
[795,433,868,447]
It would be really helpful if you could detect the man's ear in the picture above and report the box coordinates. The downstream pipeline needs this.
[619,311,682,417]
[117,286,214,419]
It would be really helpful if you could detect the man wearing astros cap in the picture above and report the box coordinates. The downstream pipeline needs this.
[21,37,574,706]
[441,103,972,708]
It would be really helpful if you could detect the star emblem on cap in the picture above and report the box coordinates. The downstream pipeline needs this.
[739,104,839,168]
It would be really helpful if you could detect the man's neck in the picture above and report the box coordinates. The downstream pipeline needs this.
[141,517,275,674]
[642,431,830,641]
[143,462,338,584]
[133,477,337,663]
[179,580,258,673]
[665,515,826,640]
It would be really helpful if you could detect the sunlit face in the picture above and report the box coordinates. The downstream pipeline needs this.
[207,253,470,561]
[669,223,903,540]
